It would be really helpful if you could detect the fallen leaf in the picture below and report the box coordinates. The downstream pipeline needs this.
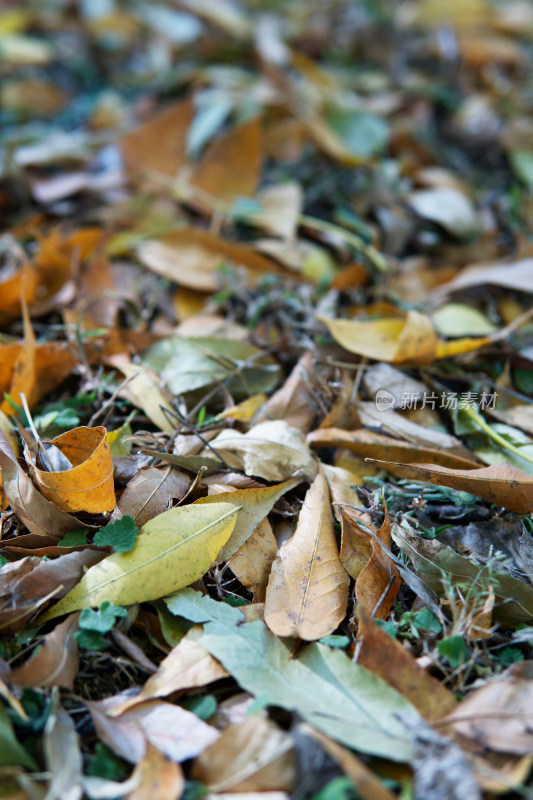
[321,310,492,365]
[391,520,533,626]
[87,694,219,763]
[340,506,400,620]
[29,426,116,514]
[228,518,278,601]
[166,588,418,761]
[207,420,317,482]
[0,703,36,769]
[308,428,480,471]
[126,744,184,800]
[264,471,350,640]
[370,460,533,514]
[118,466,190,527]
[192,714,295,792]
[110,625,228,715]
[407,187,479,238]
[193,478,299,561]
[1,613,78,689]
[441,661,533,755]
[356,608,457,722]
[108,359,175,434]
[252,183,302,240]
[0,431,82,537]
[142,335,280,398]
[137,227,284,291]
[0,550,104,633]
[43,696,83,800]
[38,503,239,620]
[187,118,262,206]
[432,257,533,298]
[252,352,318,432]
[301,725,397,800]
[121,100,194,177]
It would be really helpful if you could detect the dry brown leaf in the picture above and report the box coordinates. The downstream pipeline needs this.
[441,661,533,755]
[264,471,349,640]
[356,609,457,722]
[29,426,116,514]
[192,714,295,793]
[340,506,400,620]
[432,257,533,298]
[118,465,190,527]
[0,259,38,316]
[308,428,481,471]
[228,518,278,601]
[110,626,228,715]
[0,550,104,633]
[188,119,262,206]
[1,613,79,690]
[0,431,83,537]
[121,99,194,177]
[369,460,533,514]
[125,744,184,800]
[252,352,318,432]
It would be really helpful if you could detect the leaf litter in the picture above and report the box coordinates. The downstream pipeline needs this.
[1,0,533,797]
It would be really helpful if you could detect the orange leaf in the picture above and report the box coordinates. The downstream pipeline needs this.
[30,426,116,514]
[121,99,194,178]
[188,118,262,206]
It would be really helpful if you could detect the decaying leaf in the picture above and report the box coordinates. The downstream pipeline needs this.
[264,471,350,640]
[228,518,278,601]
[118,465,190,527]
[38,503,238,620]
[121,99,194,177]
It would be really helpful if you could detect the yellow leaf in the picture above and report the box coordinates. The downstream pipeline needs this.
[109,359,175,434]
[38,503,239,621]
[321,310,492,365]
[30,426,116,514]
[264,471,350,640]
[215,393,268,422]
[193,478,299,561]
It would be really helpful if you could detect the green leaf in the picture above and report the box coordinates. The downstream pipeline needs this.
[94,516,138,553]
[79,601,128,634]
[374,619,397,639]
[142,337,280,398]
[165,588,417,761]
[88,743,129,781]
[183,695,217,721]
[75,629,107,650]
[325,107,389,160]
[0,703,37,769]
[60,529,88,547]
[318,635,350,649]
[311,776,357,800]
[413,608,442,634]
[438,636,468,668]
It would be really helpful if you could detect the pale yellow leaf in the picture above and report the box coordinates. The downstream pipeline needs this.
[38,503,238,620]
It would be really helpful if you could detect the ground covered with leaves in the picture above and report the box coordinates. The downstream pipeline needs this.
[1,0,533,798]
